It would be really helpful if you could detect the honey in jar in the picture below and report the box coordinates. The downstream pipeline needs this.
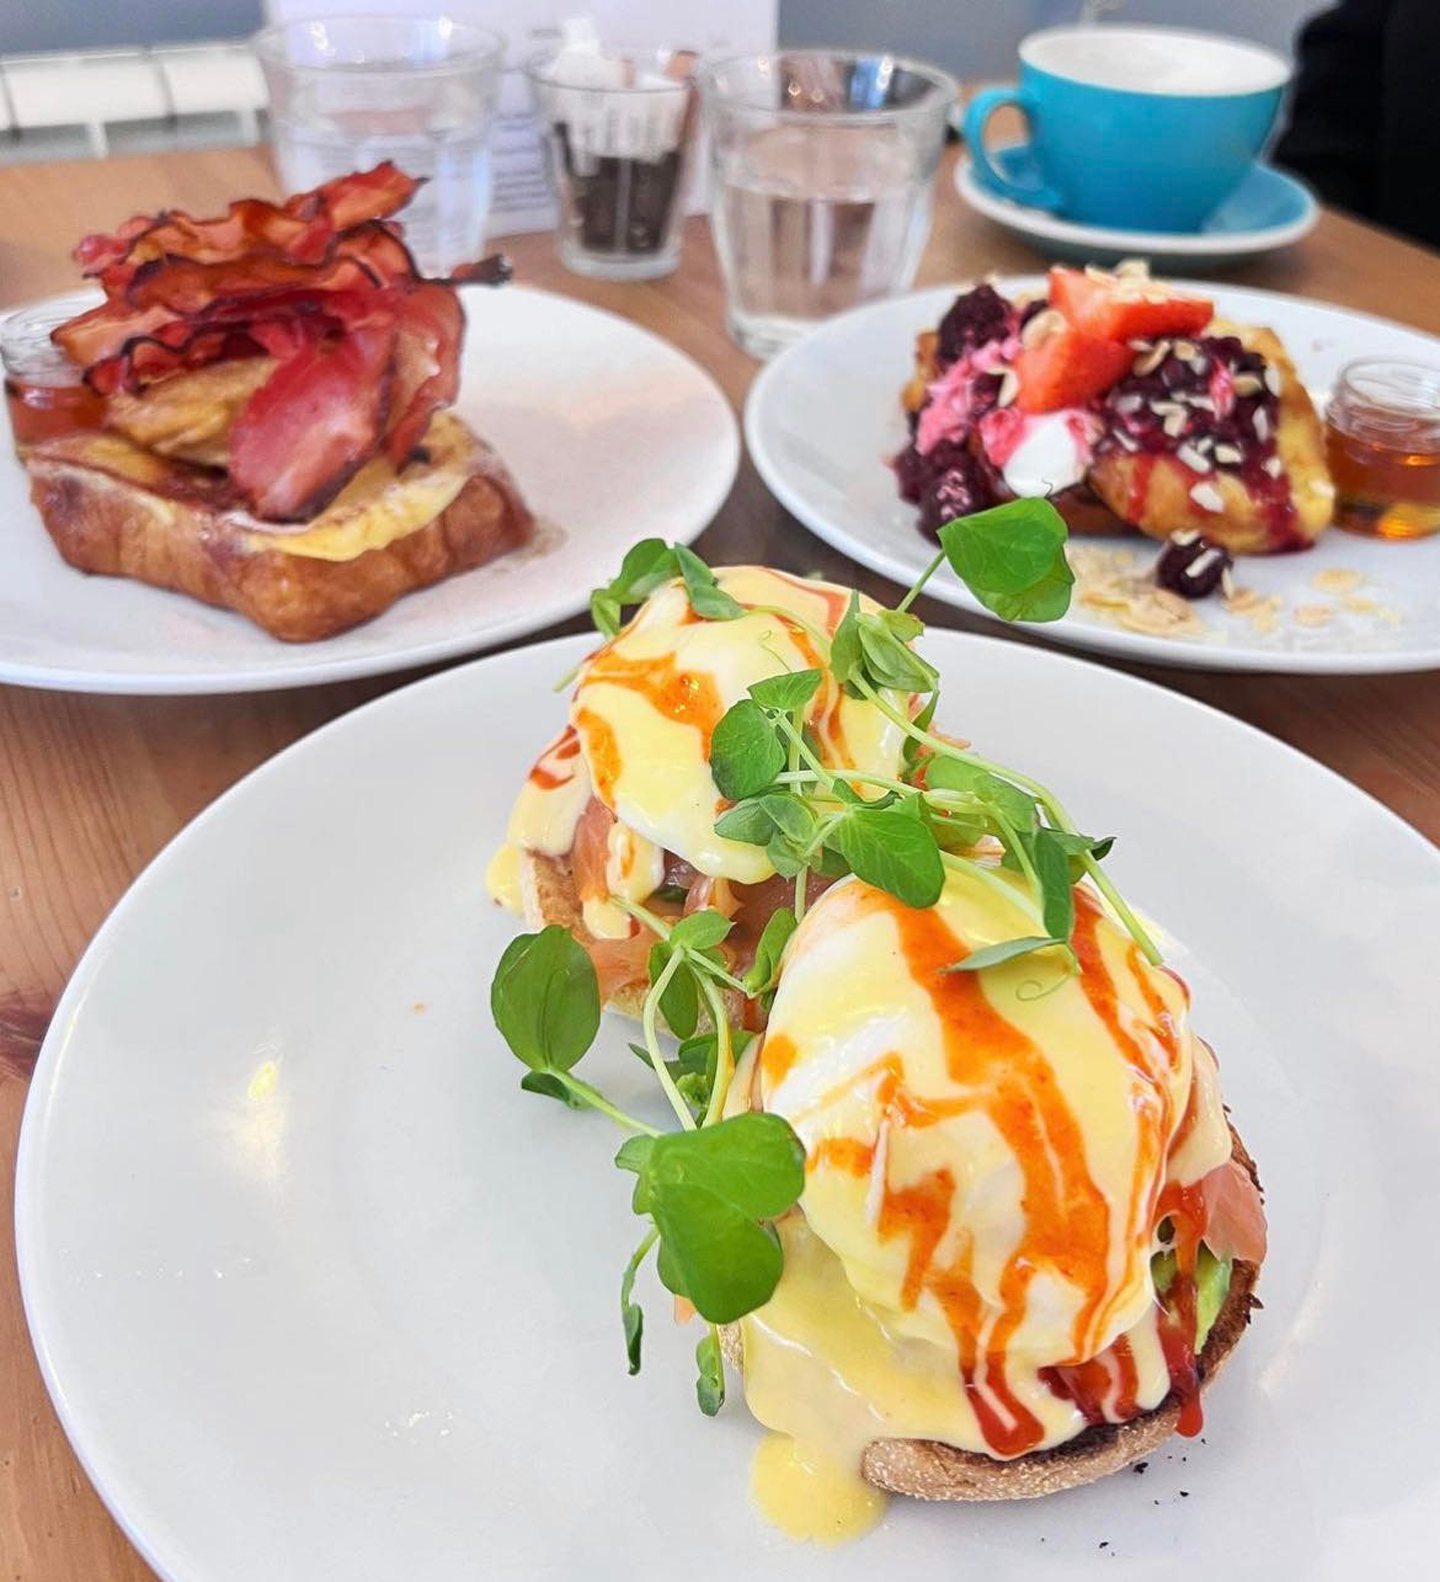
[1325,358,1440,540]
[1,288,106,450]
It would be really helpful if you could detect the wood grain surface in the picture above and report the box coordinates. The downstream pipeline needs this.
[1,142,1437,1581]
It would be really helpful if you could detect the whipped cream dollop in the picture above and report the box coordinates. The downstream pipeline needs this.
[979,407,1102,498]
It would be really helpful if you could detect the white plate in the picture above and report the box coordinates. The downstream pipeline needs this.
[747,280,1440,673]
[0,286,738,694]
[955,155,1320,270]
[18,630,1440,1579]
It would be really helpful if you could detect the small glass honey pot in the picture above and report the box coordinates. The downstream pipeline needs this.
[1325,358,1440,540]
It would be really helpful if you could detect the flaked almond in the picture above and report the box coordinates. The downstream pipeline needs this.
[1313,567,1363,594]
[1264,363,1284,396]
[1132,341,1171,377]
[1232,372,1264,396]
[1187,355,1209,376]
[1263,455,1284,478]
[1113,392,1144,414]
[1114,430,1139,452]
[1114,257,1150,278]
[1163,408,1188,438]
[1173,339,1198,359]
[1189,481,1225,512]
[1187,393,1217,412]
[1021,307,1065,348]
[1253,407,1271,444]
[1176,442,1212,472]
[996,368,1020,407]
[1213,442,1244,465]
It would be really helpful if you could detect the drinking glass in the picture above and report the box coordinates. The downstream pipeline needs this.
[699,51,957,358]
[254,14,505,275]
[527,46,700,281]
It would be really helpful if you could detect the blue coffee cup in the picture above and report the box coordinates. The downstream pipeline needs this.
[963,25,1290,233]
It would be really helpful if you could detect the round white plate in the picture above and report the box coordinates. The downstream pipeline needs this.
[18,630,1440,1579]
[0,286,738,694]
[747,280,1440,673]
[956,154,1319,270]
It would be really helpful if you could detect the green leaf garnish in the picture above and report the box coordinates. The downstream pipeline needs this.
[826,800,945,909]
[942,936,1065,973]
[589,538,679,636]
[829,590,863,690]
[519,1069,588,1107]
[675,544,745,622]
[1026,826,1076,945]
[615,1112,805,1323]
[938,498,1074,623]
[743,906,798,996]
[491,926,601,1074]
[749,668,822,712]
[695,1327,725,1416]
[620,1231,655,1375]
[648,943,700,1039]
[924,756,1038,833]
[855,611,940,693]
[666,909,734,954]
[710,699,785,801]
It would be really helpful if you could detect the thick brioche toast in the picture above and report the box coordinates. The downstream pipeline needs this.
[722,1128,1261,1501]
[24,410,534,641]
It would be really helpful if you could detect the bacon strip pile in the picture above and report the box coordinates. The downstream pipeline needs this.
[52,165,510,521]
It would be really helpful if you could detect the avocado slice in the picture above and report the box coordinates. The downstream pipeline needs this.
[1151,1243,1233,1350]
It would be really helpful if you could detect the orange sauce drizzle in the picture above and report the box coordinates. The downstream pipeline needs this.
[760,1032,800,1089]
[783,883,1196,1457]
[527,724,582,790]
[808,1137,876,1178]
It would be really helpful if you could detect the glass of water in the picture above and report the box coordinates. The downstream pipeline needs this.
[699,51,957,358]
[254,14,505,276]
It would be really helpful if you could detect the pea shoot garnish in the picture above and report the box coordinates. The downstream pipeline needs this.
[490,497,1158,1415]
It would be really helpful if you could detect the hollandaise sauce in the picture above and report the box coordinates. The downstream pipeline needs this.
[735,868,1234,1534]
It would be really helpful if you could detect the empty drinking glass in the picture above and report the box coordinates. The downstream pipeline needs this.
[255,14,505,275]
[528,45,700,281]
[699,51,957,358]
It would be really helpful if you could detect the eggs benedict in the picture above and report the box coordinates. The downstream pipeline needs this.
[487,530,1265,1543]
[724,867,1264,1531]
[488,563,911,1015]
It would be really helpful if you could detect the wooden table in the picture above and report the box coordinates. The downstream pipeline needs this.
[1,143,1437,1579]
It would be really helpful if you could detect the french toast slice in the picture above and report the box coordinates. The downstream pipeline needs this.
[24,410,534,642]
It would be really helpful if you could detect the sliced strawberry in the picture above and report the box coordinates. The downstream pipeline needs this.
[1049,267,1213,343]
[1012,324,1133,413]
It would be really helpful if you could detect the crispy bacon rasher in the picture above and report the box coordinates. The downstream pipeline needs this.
[52,165,509,522]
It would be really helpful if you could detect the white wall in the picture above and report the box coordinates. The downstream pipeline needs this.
[777,0,1320,79]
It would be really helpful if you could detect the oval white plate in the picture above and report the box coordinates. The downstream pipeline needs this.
[747,280,1440,673]
[18,630,1440,1579]
[0,286,738,693]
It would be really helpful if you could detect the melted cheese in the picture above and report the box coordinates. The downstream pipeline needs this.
[569,567,907,883]
[234,411,475,561]
[735,866,1231,1481]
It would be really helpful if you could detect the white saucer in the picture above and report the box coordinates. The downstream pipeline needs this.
[957,153,1319,271]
